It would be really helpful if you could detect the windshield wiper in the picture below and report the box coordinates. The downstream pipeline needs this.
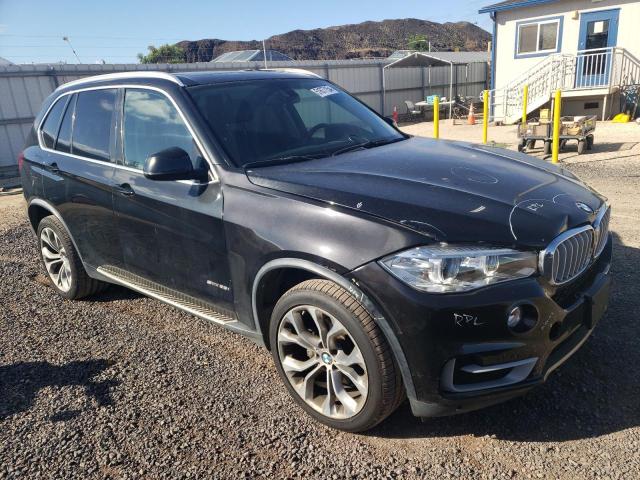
[243,154,326,170]
[331,137,405,156]
[243,136,407,169]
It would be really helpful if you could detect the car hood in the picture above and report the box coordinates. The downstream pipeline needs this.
[245,137,606,248]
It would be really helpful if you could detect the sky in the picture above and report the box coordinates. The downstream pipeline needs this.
[0,0,493,64]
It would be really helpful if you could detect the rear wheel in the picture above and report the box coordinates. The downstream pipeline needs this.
[37,215,108,300]
[544,140,552,155]
[586,135,594,150]
[269,279,404,432]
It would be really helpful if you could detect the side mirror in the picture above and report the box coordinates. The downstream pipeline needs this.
[143,147,207,181]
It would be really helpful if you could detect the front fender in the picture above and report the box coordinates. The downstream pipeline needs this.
[251,257,418,402]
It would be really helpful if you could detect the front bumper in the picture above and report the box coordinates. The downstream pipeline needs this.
[349,235,612,417]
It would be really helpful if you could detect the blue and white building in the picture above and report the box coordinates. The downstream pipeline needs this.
[480,0,640,122]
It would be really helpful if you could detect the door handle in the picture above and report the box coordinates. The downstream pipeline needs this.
[47,162,60,173]
[113,183,135,196]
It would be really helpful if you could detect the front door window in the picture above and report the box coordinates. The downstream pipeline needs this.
[582,19,611,78]
[585,19,610,50]
[122,89,204,170]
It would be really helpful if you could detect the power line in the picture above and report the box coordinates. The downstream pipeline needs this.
[1,45,164,49]
[1,45,231,49]
[0,33,191,40]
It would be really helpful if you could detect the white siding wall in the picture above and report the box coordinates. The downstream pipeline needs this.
[494,0,640,89]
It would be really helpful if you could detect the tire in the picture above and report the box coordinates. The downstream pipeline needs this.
[517,140,526,152]
[544,141,552,155]
[577,139,586,155]
[269,279,404,432]
[37,215,108,300]
[586,135,594,150]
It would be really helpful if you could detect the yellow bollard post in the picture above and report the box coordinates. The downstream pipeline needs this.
[552,89,562,164]
[522,84,529,126]
[482,90,489,144]
[433,96,440,139]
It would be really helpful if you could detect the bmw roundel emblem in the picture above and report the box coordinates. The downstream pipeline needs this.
[575,202,593,213]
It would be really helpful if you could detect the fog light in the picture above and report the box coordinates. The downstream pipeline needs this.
[507,303,538,333]
[507,306,522,328]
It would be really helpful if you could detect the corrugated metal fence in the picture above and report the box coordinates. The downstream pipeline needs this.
[0,59,487,173]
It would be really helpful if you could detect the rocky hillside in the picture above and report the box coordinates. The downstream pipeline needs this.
[177,18,491,62]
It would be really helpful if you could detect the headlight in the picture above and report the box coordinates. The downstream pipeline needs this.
[379,245,538,293]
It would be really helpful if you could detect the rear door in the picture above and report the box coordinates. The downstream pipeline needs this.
[26,94,71,201]
[36,88,121,269]
[111,87,232,312]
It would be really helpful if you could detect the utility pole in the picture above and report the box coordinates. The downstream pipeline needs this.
[263,39,268,69]
[63,36,81,64]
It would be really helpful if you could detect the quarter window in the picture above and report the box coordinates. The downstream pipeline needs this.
[122,89,203,170]
[41,97,68,149]
[517,19,561,56]
[56,94,75,154]
[72,89,116,162]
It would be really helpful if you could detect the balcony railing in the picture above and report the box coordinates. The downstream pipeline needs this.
[488,47,640,123]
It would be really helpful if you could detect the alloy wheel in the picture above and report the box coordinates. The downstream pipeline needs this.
[276,305,369,419]
[40,227,72,292]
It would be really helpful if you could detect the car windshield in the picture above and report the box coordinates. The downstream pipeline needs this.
[188,77,405,168]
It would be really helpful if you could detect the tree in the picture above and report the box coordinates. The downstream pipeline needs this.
[407,34,430,52]
[137,44,186,64]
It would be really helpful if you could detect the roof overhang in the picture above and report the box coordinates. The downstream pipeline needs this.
[384,52,454,69]
[479,0,559,14]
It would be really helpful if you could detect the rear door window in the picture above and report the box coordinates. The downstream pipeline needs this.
[72,89,117,162]
[40,96,68,148]
[122,89,203,170]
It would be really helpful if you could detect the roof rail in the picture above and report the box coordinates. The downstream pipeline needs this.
[261,68,321,78]
[55,71,183,91]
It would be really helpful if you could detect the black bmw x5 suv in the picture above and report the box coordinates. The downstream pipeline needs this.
[20,69,611,432]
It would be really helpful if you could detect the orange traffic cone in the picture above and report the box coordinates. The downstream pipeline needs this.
[467,103,476,125]
[392,105,399,124]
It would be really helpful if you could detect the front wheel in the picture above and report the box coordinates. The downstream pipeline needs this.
[577,139,586,155]
[269,279,404,432]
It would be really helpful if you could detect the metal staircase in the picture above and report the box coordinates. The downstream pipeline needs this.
[489,47,640,124]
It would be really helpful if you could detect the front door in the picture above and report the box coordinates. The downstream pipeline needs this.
[576,9,619,87]
[111,87,233,313]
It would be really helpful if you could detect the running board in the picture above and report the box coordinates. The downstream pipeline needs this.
[97,265,236,326]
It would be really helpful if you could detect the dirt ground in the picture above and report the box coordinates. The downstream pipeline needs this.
[400,119,640,164]
[1,124,639,478]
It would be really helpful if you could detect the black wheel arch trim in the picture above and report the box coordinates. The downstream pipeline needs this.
[27,198,86,265]
[251,258,417,401]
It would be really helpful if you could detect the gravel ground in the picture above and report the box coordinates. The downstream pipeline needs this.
[1,138,640,479]
[399,119,640,156]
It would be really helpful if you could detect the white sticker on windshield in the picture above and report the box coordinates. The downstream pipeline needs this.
[310,85,340,97]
